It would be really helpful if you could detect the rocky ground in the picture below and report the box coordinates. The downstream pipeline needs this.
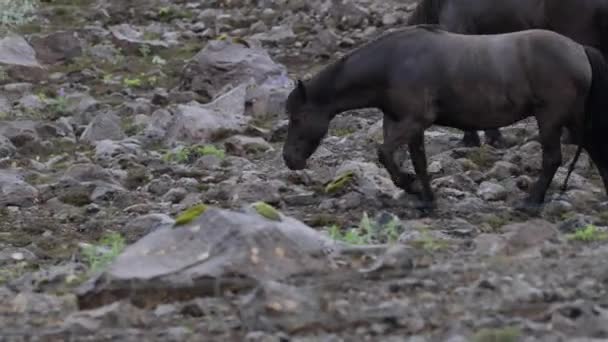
[0,0,607,341]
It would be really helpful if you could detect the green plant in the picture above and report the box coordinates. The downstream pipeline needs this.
[410,228,450,251]
[123,77,143,88]
[81,232,126,274]
[328,212,402,245]
[46,91,68,116]
[164,144,226,164]
[139,44,151,57]
[329,224,369,245]
[566,224,608,242]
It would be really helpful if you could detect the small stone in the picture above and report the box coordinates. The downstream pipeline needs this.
[477,181,507,201]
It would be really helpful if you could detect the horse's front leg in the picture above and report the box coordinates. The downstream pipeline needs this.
[462,130,481,147]
[517,122,562,213]
[377,116,418,194]
[377,114,436,212]
[408,133,435,209]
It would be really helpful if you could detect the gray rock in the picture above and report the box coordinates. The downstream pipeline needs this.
[0,34,42,69]
[477,181,507,201]
[124,213,175,239]
[183,38,290,100]
[333,160,401,199]
[0,134,16,157]
[239,280,325,333]
[94,139,144,166]
[29,30,83,64]
[17,94,45,111]
[225,135,274,157]
[64,92,101,125]
[9,262,84,292]
[474,219,559,257]
[63,301,149,332]
[0,170,38,207]
[109,24,173,53]
[150,84,251,145]
[0,35,46,82]
[485,161,520,181]
[163,187,188,204]
[382,13,399,25]
[80,112,125,144]
[76,207,337,310]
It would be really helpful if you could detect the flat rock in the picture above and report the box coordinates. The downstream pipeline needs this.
[76,206,339,310]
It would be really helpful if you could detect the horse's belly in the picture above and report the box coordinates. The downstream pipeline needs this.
[435,95,531,130]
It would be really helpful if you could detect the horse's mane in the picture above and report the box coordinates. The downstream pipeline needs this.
[334,24,442,63]
[407,0,447,25]
[305,24,443,102]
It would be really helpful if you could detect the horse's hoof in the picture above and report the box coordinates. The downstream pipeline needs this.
[514,200,542,216]
[486,137,508,149]
[412,198,436,214]
[394,173,420,194]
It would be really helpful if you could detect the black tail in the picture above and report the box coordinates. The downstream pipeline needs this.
[562,45,608,192]
[407,0,446,25]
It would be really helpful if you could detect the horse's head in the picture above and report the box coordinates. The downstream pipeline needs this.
[282,80,332,170]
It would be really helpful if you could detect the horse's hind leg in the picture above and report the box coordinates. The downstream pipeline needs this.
[519,119,563,210]
[584,143,608,196]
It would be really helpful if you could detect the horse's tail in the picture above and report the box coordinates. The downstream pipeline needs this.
[562,45,608,192]
[407,0,446,25]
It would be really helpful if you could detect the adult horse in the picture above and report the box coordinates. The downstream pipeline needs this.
[407,0,608,148]
[281,25,608,212]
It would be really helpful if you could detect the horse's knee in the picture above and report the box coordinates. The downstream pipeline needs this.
[377,144,393,167]
[542,149,562,170]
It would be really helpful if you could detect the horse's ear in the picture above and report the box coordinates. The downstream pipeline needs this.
[296,79,307,102]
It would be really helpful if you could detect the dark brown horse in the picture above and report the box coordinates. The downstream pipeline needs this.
[407,0,608,148]
[282,25,608,212]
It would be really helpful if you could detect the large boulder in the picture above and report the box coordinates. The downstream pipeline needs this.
[29,30,84,64]
[0,35,45,82]
[76,206,340,310]
[142,83,252,146]
[181,39,291,118]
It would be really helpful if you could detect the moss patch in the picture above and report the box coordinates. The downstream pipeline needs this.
[251,202,281,221]
[174,204,208,226]
[325,171,356,194]
[472,326,521,342]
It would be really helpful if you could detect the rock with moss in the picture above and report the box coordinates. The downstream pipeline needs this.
[472,326,521,342]
[76,207,337,310]
[325,171,355,194]
[174,204,208,226]
[251,201,282,221]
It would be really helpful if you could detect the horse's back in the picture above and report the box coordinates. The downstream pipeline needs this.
[517,29,591,89]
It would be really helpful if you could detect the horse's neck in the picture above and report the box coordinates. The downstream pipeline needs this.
[330,88,378,115]
[316,62,380,115]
